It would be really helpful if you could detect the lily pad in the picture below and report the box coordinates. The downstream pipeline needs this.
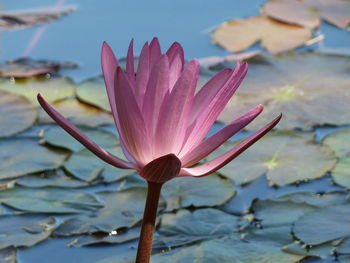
[293,204,350,245]
[0,76,76,105]
[262,0,350,29]
[0,215,55,249]
[162,175,235,211]
[76,76,111,112]
[64,147,131,182]
[211,15,312,54]
[211,132,336,186]
[0,90,37,137]
[0,138,68,180]
[54,189,148,236]
[218,53,350,130]
[336,238,350,254]
[323,128,350,189]
[0,187,102,213]
[152,237,304,263]
[38,98,114,127]
[0,247,16,263]
[43,125,117,152]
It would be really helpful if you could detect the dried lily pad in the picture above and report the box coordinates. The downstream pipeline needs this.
[43,125,117,152]
[76,76,111,112]
[211,15,312,54]
[262,0,350,29]
[0,90,37,137]
[0,58,77,78]
[0,215,55,249]
[218,53,350,130]
[0,5,76,31]
[0,247,16,263]
[0,138,68,180]
[64,147,131,182]
[54,189,148,236]
[0,76,76,105]
[323,128,350,188]
[162,175,235,211]
[0,187,102,213]
[38,98,114,127]
[152,237,304,263]
[211,132,336,186]
[293,204,350,245]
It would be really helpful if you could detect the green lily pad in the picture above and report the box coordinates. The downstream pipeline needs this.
[64,147,131,182]
[0,138,68,180]
[212,132,336,186]
[336,238,350,254]
[293,204,350,245]
[38,98,114,127]
[155,208,239,248]
[43,125,117,152]
[76,76,111,112]
[54,189,148,236]
[243,225,294,246]
[152,237,304,263]
[218,53,350,130]
[162,175,235,211]
[0,76,76,105]
[323,128,350,189]
[0,247,16,263]
[282,241,335,259]
[16,169,89,188]
[0,187,102,213]
[0,90,37,137]
[0,215,56,249]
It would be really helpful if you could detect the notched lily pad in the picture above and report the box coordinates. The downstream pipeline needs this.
[212,132,336,186]
[0,90,37,137]
[0,187,102,213]
[0,138,68,180]
[0,215,56,249]
[162,175,235,211]
[212,15,312,54]
[218,53,350,130]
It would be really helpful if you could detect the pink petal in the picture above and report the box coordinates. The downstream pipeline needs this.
[126,39,136,88]
[166,42,185,89]
[142,55,170,141]
[180,104,264,166]
[154,59,200,157]
[179,62,248,156]
[114,67,151,165]
[179,114,282,177]
[149,37,161,70]
[135,42,150,105]
[140,154,181,183]
[37,94,135,169]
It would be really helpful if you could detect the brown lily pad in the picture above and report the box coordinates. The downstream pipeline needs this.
[211,15,312,54]
[218,52,350,130]
[262,0,350,29]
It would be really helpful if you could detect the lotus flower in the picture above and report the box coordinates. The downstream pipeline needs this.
[38,38,281,183]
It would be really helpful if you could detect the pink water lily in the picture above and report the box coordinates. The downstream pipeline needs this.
[38,37,281,183]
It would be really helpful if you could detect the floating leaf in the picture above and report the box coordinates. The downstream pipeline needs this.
[212,132,335,186]
[0,187,102,213]
[0,215,55,249]
[0,76,76,105]
[0,90,37,137]
[218,53,350,130]
[336,238,350,254]
[43,125,117,152]
[152,237,304,263]
[54,189,148,236]
[211,15,312,54]
[323,128,350,189]
[282,241,335,259]
[0,58,77,78]
[262,0,350,29]
[76,76,110,112]
[0,247,16,263]
[162,175,235,211]
[0,138,68,180]
[294,204,350,245]
[38,98,114,127]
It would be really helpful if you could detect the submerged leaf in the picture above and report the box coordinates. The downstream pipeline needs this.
[212,15,312,53]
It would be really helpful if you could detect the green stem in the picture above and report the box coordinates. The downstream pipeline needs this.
[135,181,163,263]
